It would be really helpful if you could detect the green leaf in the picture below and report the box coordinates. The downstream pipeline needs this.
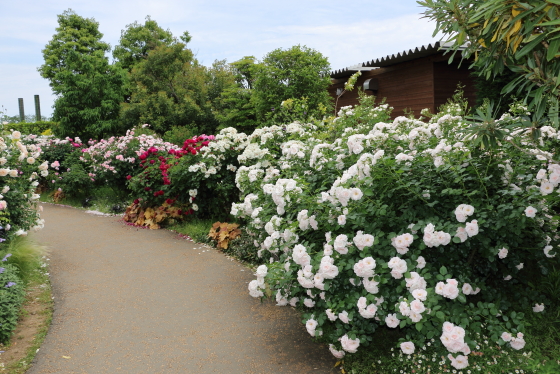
[516,33,547,59]
[436,311,445,320]
[416,322,424,332]
[440,266,448,275]
[547,38,560,61]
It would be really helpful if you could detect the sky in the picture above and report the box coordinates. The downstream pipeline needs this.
[0,0,441,118]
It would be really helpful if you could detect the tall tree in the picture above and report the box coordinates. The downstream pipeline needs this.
[112,16,175,73]
[39,9,127,139]
[213,57,259,132]
[120,42,235,136]
[252,45,332,123]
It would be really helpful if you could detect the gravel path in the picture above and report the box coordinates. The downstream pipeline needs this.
[27,204,336,374]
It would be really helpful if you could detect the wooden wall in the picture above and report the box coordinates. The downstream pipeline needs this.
[433,60,477,111]
[329,52,477,118]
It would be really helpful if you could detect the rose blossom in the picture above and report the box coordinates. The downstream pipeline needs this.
[385,313,399,328]
[498,247,508,259]
[338,310,350,323]
[532,303,545,312]
[400,341,415,355]
[544,245,556,258]
[524,206,537,218]
[329,344,345,358]
[305,318,318,336]
[340,334,360,353]
[326,309,338,321]
[510,337,526,350]
[412,289,427,301]
[501,332,512,341]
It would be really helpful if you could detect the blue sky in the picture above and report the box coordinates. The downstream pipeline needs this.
[0,0,441,118]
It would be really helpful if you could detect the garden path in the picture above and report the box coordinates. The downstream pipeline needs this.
[27,204,336,374]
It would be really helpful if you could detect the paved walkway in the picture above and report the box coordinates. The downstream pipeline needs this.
[28,204,336,374]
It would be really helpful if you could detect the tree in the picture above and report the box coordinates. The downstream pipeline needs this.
[120,42,235,136]
[214,56,259,132]
[39,9,127,139]
[252,45,333,123]
[112,16,175,73]
[419,0,560,119]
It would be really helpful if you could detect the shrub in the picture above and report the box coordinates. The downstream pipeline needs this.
[1,121,55,135]
[232,97,559,370]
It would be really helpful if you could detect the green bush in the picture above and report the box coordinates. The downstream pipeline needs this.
[0,263,25,344]
[2,121,55,135]
[163,125,198,146]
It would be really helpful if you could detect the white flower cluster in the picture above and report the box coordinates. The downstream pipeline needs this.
[248,265,267,298]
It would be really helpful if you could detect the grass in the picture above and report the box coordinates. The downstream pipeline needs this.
[0,236,47,283]
[168,218,215,243]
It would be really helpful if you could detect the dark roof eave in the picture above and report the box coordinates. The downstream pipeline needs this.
[362,41,466,68]
[329,41,468,78]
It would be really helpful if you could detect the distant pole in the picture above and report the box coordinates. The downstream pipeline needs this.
[18,98,25,122]
[34,95,41,121]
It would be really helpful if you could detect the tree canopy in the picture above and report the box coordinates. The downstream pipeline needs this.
[252,45,332,122]
[112,16,175,73]
[38,9,127,139]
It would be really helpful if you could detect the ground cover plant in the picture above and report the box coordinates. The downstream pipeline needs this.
[232,96,560,371]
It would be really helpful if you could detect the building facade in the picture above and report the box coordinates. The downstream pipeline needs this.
[329,42,477,117]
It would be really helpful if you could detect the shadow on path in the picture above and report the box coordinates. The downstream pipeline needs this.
[27,204,336,374]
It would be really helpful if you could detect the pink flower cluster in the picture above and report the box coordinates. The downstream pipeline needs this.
[391,232,413,254]
[356,296,378,318]
[440,322,470,356]
[435,279,459,299]
[352,231,374,251]
[353,257,375,278]
[423,223,451,247]
[501,331,526,350]
[387,257,407,279]
[454,204,474,222]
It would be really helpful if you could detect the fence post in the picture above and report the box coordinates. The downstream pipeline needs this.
[34,95,41,122]
[18,98,25,122]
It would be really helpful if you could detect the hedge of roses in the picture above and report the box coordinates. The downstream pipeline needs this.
[232,100,559,370]
[34,125,248,224]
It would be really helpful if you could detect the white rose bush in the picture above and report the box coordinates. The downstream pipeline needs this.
[232,99,560,370]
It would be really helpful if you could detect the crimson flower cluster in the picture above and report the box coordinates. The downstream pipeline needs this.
[128,135,214,207]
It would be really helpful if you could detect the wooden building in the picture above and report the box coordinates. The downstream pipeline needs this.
[329,42,477,118]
